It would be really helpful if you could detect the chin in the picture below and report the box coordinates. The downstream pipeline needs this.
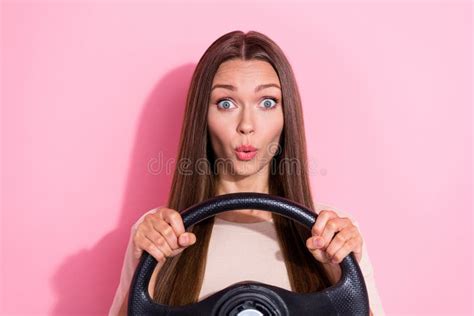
[233,162,263,177]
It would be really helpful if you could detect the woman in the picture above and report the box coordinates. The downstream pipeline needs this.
[109,30,384,315]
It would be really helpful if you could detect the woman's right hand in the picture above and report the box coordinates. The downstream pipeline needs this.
[132,207,197,262]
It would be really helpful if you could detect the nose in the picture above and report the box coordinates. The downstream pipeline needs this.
[237,107,255,135]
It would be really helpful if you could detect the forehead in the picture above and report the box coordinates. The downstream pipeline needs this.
[212,59,280,86]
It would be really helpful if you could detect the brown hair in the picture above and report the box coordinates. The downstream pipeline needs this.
[152,30,333,306]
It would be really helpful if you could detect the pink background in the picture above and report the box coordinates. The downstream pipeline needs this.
[1,1,472,315]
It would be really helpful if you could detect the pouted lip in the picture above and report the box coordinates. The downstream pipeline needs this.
[235,145,258,152]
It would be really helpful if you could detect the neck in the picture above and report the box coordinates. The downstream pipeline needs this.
[213,166,273,223]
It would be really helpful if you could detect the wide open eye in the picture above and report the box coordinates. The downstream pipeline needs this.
[216,98,237,110]
[260,97,278,110]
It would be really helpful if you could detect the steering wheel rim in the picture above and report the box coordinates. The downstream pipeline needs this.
[128,192,370,315]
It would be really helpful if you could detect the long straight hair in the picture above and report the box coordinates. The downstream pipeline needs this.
[152,30,332,306]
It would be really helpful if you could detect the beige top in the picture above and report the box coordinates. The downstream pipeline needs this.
[109,202,385,315]
[199,215,289,301]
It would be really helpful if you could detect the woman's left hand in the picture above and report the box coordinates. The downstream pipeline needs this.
[305,210,363,265]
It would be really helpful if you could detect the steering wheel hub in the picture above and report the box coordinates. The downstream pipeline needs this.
[212,281,288,316]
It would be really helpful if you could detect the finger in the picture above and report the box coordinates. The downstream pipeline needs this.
[306,237,332,263]
[320,217,352,249]
[133,245,143,260]
[153,219,179,250]
[144,226,173,257]
[325,226,358,260]
[133,231,146,259]
[160,208,186,237]
[306,235,325,250]
[353,236,364,263]
[311,248,332,263]
[312,210,338,236]
[141,235,167,262]
[354,250,363,264]
[179,232,196,247]
[329,238,360,264]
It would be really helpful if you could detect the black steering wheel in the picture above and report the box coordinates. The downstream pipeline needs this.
[128,192,370,315]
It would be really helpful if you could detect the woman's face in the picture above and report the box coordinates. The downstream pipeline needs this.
[207,59,284,177]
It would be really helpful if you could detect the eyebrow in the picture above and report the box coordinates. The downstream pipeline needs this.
[211,83,281,93]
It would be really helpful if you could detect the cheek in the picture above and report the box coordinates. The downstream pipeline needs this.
[208,115,228,138]
[260,114,283,155]
[207,114,233,151]
[262,111,284,137]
